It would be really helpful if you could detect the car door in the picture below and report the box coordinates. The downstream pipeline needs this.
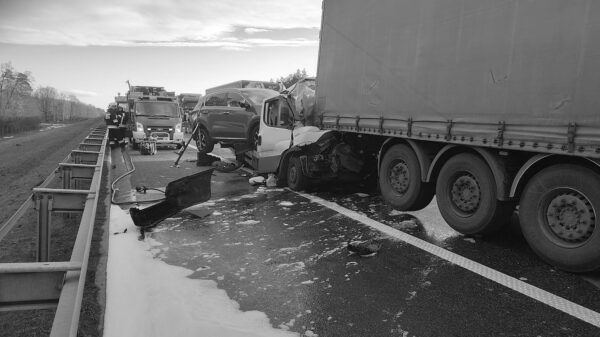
[252,96,293,174]
[202,92,228,138]
[224,92,253,139]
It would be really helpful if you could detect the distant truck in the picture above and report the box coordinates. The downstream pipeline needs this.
[125,85,184,149]
[205,80,280,95]
[250,0,600,272]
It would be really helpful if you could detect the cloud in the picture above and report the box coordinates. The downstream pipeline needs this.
[0,0,322,48]
[68,89,98,97]
[244,28,270,35]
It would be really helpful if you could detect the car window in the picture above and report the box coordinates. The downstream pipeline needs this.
[205,93,227,107]
[265,100,280,126]
[264,99,291,128]
[227,93,245,108]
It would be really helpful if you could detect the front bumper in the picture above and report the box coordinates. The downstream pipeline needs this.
[132,131,184,144]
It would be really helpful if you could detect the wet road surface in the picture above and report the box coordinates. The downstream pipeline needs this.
[111,143,600,337]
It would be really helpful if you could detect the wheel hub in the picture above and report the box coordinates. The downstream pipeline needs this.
[289,166,298,184]
[546,192,595,243]
[450,174,481,213]
[390,161,410,194]
[198,133,207,149]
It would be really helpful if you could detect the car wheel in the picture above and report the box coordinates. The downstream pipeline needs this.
[287,156,307,191]
[379,144,434,211]
[519,164,600,272]
[436,153,513,235]
[132,140,139,150]
[195,127,214,154]
[249,124,259,150]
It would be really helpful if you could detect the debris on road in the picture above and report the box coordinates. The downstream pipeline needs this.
[249,176,265,185]
[130,169,213,228]
[347,239,382,257]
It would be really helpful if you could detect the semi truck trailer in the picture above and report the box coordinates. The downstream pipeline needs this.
[254,0,600,272]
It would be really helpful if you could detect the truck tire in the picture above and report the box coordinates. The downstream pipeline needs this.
[519,164,600,272]
[132,140,139,150]
[195,127,214,155]
[287,156,307,191]
[379,144,434,211]
[436,153,513,235]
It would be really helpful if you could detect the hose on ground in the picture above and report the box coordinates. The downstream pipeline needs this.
[111,148,166,205]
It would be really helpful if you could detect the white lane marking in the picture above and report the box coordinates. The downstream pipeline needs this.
[294,191,600,328]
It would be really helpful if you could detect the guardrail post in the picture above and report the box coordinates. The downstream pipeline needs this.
[34,193,52,262]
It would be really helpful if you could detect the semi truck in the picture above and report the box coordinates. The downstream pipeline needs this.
[251,0,600,272]
[125,85,184,149]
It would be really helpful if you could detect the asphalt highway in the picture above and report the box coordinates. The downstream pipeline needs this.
[111,142,600,337]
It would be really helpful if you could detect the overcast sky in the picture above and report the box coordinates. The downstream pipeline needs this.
[0,0,322,108]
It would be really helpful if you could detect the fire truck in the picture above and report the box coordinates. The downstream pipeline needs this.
[125,85,185,150]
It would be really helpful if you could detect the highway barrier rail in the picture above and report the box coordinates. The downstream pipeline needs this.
[0,126,108,337]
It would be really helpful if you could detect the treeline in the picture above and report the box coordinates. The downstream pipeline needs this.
[0,62,104,137]
[271,68,310,89]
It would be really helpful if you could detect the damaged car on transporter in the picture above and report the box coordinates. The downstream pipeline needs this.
[190,85,280,154]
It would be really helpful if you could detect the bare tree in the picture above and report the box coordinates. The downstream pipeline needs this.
[0,62,33,117]
[34,86,58,122]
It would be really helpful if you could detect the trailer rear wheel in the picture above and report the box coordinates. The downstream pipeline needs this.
[379,144,434,211]
[519,165,600,272]
[287,156,307,191]
[436,153,512,234]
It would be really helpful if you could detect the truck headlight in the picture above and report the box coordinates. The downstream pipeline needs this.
[136,122,144,132]
[175,123,182,133]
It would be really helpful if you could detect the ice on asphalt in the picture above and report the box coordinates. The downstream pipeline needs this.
[105,205,299,337]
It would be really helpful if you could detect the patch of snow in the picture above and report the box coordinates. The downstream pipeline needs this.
[463,238,476,244]
[276,262,306,272]
[389,210,404,216]
[278,201,295,207]
[354,193,369,197]
[238,220,260,225]
[300,280,314,285]
[105,205,298,337]
[249,176,265,185]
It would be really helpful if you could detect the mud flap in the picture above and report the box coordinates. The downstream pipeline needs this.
[130,169,214,227]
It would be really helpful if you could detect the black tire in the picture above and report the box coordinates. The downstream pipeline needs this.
[379,144,434,211]
[249,124,259,150]
[176,143,183,150]
[195,127,214,155]
[132,140,139,150]
[287,156,307,191]
[519,164,600,272]
[436,153,513,235]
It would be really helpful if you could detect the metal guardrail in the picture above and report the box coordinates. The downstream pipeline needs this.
[0,126,108,337]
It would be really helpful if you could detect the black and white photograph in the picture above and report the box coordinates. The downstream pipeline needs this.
[1,0,600,336]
